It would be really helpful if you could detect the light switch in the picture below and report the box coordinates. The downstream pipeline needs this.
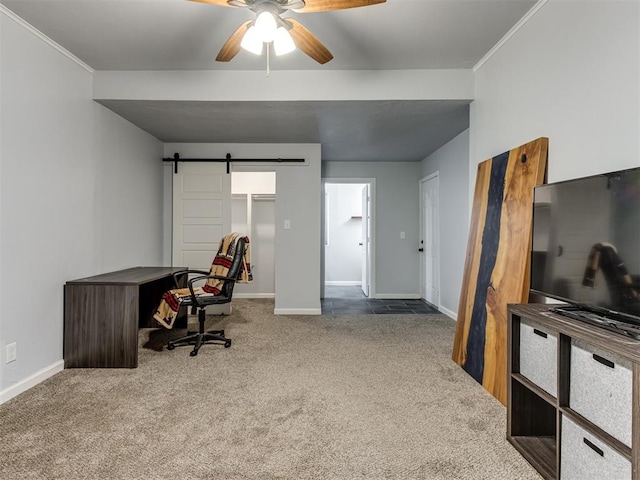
[400,231,406,239]
[284,219,291,230]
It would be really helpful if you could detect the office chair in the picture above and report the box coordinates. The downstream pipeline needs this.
[163,234,248,356]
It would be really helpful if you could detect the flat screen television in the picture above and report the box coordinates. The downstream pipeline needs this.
[530,166,640,336]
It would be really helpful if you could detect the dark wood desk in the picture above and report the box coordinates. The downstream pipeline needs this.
[64,267,187,368]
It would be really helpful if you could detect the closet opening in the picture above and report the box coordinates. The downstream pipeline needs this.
[231,171,276,298]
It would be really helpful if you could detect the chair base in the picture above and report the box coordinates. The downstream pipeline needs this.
[167,310,231,356]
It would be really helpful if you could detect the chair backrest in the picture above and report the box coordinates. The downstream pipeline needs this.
[219,236,246,299]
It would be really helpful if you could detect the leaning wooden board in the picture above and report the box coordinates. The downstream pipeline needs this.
[452,138,548,405]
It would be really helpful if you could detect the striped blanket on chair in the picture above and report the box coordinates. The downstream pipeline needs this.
[153,233,252,329]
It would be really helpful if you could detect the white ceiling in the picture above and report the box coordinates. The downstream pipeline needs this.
[1,0,538,161]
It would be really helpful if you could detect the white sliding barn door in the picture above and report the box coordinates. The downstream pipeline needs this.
[172,163,231,270]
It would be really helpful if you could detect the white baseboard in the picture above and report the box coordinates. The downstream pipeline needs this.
[325,281,361,286]
[274,308,322,315]
[439,306,457,321]
[0,360,64,405]
[373,293,421,300]
[234,293,275,299]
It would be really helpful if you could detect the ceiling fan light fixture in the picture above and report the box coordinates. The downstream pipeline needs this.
[274,27,296,56]
[240,25,263,55]
[254,11,278,43]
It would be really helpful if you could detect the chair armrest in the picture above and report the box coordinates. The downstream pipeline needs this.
[186,274,238,307]
[187,274,237,289]
[171,269,210,288]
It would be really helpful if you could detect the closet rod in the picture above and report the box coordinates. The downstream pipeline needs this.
[162,153,305,174]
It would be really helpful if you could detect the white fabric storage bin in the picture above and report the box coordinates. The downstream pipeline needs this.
[569,340,632,447]
[560,416,631,480]
[520,320,557,397]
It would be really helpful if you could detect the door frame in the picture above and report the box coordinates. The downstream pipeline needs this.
[419,172,440,307]
[360,184,370,297]
[230,168,277,299]
[321,178,376,299]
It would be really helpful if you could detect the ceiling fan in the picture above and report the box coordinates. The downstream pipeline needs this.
[190,0,387,64]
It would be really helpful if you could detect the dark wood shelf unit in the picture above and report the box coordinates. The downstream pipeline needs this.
[64,266,187,368]
[508,436,557,480]
[512,373,557,406]
[508,303,639,480]
[508,376,557,480]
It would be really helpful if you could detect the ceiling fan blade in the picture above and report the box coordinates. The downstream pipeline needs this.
[286,18,333,64]
[293,0,386,13]
[216,20,252,62]
[188,0,236,7]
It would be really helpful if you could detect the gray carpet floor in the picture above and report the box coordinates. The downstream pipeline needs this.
[0,299,541,479]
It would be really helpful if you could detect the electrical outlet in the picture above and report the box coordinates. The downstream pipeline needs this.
[6,342,17,363]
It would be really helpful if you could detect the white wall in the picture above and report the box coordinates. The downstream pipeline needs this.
[93,107,165,271]
[471,0,640,187]
[0,11,4,392]
[421,130,470,318]
[324,183,364,285]
[163,143,322,314]
[94,69,474,103]
[0,13,164,401]
[322,162,421,297]
[232,171,276,194]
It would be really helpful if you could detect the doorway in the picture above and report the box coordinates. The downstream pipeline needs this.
[322,179,375,299]
[231,171,276,298]
[420,173,440,307]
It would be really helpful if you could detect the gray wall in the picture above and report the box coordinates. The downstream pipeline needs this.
[471,1,639,186]
[163,143,322,314]
[0,14,164,400]
[468,0,639,316]
[421,130,469,318]
[322,162,422,297]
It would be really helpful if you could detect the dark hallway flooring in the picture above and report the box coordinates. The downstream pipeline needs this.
[322,285,439,315]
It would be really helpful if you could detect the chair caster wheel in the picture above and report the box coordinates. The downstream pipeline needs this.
[167,344,175,350]
[190,350,198,357]
[224,340,232,348]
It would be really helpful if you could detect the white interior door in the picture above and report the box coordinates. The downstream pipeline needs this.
[361,185,370,297]
[172,163,230,270]
[421,175,440,305]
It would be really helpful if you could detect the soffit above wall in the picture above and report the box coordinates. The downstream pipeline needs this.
[97,99,470,162]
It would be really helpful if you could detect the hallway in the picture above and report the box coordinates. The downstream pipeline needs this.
[321,286,439,315]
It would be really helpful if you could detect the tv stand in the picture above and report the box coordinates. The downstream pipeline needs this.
[508,304,639,479]
[551,304,640,340]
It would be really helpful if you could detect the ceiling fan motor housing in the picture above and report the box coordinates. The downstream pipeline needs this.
[204,0,387,64]
[228,0,305,13]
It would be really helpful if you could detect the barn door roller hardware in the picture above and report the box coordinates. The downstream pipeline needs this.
[162,153,305,174]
